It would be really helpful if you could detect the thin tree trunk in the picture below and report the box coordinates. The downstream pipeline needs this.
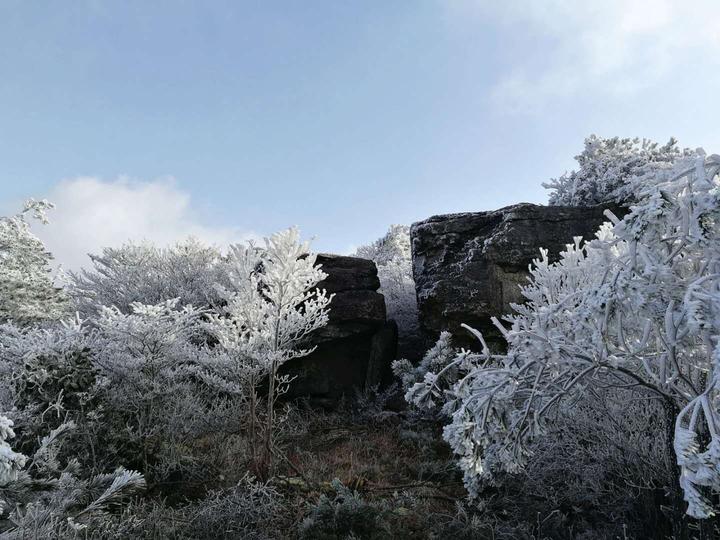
[264,361,276,477]
[248,372,258,473]
[663,397,687,540]
[262,313,282,478]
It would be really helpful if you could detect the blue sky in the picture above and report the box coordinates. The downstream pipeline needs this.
[1,1,719,268]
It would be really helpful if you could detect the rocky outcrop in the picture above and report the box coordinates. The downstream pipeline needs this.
[283,254,397,405]
[411,203,621,351]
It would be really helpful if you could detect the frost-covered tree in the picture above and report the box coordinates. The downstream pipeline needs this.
[208,227,332,475]
[356,224,411,267]
[356,225,420,357]
[68,238,229,317]
[407,152,720,519]
[544,135,694,207]
[0,200,67,325]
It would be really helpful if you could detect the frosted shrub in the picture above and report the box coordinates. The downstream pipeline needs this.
[522,392,671,537]
[2,464,145,538]
[98,475,281,539]
[2,302,242,493]
[300,478,385,540]
[93,299,207,478]
[68,238,229,317]
[392,331,457,411]
[176,476,281,539]
[408,152,720,518]
[544,135,693,207]
[0,416,26,486]
[0,318,97,463]
[0,410,145,538]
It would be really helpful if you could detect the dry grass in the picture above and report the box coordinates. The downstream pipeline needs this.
[267,406,471,538]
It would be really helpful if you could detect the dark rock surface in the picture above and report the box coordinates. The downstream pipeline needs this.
[365,320,398,389]
[411,203,622,351]
[283,254,396,405]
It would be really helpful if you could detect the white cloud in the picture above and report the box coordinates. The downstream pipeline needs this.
[458,0,720,111]
[33,176,256,270]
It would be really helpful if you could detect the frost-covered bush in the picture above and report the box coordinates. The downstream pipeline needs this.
[68,238,229,317]
[0,319,97,463]
[0,411,145,538]
[176,476,281,539]
[0,317,160,509]
[392,331,457,411]
[453,391,674,539]
[0,200,67,325]
[407,152,720,518]
[299,478,490,540]
[2,465,145,539]
[1,302,249,493]
[356,225,421,357]
[96,475,282,539]
[300,478,386,540]
[0,416,27,486]
[518,392,672,538]
[92,299,208,479]
[544,135,694,207]
[350,383,400,424]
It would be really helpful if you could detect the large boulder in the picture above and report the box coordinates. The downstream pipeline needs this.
[411,203,621,351]
[283,254,397,406]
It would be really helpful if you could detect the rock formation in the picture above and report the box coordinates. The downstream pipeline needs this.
[283,254,397,406]
[411,203,622,351]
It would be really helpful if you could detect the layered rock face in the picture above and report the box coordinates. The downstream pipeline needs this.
[411,203,620,351]
[283,254,397,405]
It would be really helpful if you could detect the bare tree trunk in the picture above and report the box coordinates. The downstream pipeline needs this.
[663,397,688,540]
[261,315,282,479]
[248,372,258,474]
[263,361,276,478]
